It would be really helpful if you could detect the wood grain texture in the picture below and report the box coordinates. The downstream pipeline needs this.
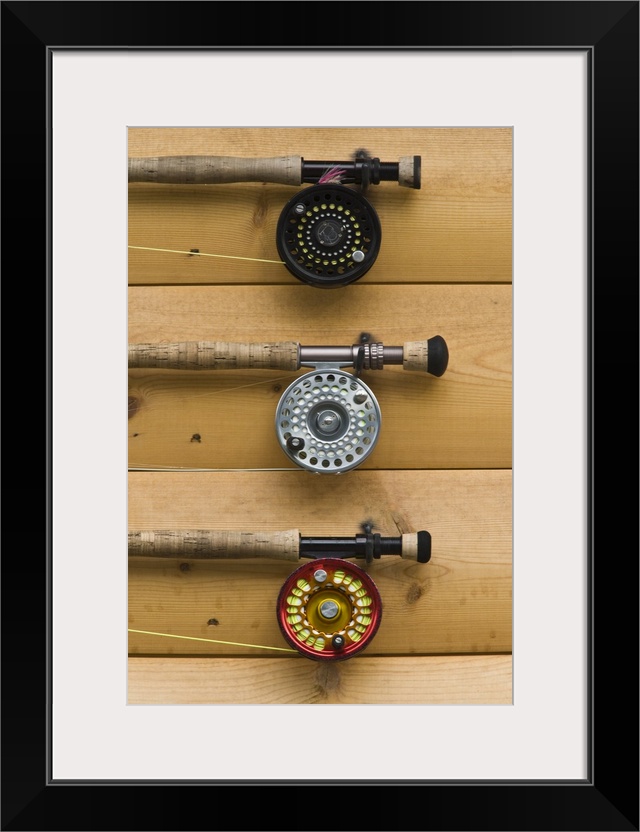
[128,127,512,284]
[127,126,513,707]
[128,654,512,705]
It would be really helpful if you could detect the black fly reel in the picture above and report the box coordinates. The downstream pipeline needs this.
[276,183,382,288]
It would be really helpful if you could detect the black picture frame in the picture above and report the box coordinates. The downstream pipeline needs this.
[3,2,638,830]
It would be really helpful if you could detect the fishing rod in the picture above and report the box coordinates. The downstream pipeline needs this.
[128,527,431,563]
[128,152,421,189]
[128,334,449,473]
[129,526,431,661]
[128,150,421,287]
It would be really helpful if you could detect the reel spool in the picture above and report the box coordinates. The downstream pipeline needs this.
[275,183,382,288]
[275,368,381,473]
[276,559,382,661]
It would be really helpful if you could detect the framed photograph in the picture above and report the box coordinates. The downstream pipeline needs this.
[5,2,637,830]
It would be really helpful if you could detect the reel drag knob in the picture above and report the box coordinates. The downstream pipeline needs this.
[275,370,382,473]
[276,183,382,288]
[276,559,382,660]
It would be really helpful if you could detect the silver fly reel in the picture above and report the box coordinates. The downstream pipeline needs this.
[276,368,382,473]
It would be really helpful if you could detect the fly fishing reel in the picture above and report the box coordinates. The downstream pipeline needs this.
[129,150,421,287]
[275,183,382,288]
[129,525,431,662]
[276,368,381,473]
[273,335,448,474]
[277,559,382,660]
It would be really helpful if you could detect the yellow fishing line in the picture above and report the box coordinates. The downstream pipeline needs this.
[171,373,299,402]
[128,245,285,265]
[128,628,296,653]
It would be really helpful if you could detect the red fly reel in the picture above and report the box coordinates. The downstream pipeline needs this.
[276,559,382,661]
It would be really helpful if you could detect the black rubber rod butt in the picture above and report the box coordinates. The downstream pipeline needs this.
[426,335,449,377]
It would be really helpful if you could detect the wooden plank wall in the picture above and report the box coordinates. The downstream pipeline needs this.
[128,127,513,704]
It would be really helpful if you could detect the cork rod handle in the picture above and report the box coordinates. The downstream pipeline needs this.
[128,530,301,561]
[128,341,300,371]
[128,155,303,186]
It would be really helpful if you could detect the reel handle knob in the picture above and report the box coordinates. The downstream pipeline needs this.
[401,531,432,563]
[128,341,300,371]
[403,336,449,377]
[128,529,301,561]
[128,155,303,186]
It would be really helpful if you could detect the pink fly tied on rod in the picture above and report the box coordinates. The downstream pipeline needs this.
[318,166,346,184]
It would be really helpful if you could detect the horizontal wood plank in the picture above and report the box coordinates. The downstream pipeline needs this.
[128,284,512,470]
[128,470,512,658]
[128,126,512,285]
[128,654,512,705]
